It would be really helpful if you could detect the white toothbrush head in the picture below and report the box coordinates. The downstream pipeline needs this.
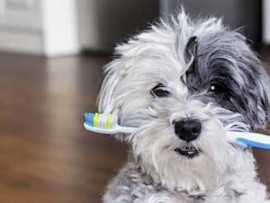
[84,112,137,134]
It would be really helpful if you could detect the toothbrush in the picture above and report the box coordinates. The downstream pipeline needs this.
[84,112,270,149]
[227,131,270,150]
[84,112,137,134]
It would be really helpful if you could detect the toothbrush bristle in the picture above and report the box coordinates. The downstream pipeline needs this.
[106,113,112,129]
[84,112,95,127]
[93,113,99,127]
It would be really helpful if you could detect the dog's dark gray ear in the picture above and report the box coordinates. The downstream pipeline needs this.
[243,58,270,128]
[184,36,198,64]
[256,70,270,126]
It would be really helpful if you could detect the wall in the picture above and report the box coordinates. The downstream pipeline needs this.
[160,0,262,44]
[77,0,159,53]
[0,0,79,56]
[0,0,43,54]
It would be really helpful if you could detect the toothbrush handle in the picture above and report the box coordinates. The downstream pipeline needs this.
[227,132,270,149]
[84,123,137,135]
[117,126,137,134]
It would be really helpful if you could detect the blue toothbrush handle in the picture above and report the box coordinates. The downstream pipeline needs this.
[236,138,270,150]
[227,131,270,150]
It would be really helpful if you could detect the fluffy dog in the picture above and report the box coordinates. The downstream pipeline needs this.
[98,11,270,202]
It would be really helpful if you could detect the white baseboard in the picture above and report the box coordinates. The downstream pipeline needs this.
[0,28,80,56]
[0,29,43,55]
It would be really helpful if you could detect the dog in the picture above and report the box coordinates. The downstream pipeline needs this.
[98,11,270,202]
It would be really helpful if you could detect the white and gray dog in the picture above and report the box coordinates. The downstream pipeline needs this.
[98,11,270,202]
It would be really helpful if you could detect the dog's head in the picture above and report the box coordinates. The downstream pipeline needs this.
[98,12,270,191]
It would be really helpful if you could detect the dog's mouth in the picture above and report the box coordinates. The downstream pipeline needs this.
[174,146,200,158]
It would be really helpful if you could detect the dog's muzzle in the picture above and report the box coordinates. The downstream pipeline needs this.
[173,119,202,158]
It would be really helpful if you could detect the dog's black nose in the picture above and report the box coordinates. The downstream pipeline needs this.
[174,119,201,142]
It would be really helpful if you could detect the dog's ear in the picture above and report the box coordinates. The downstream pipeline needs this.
[255,68,270,126]
[184,36,198,64]
[234,35,270,128]
[240,47,270,127]
[98,60,123,113]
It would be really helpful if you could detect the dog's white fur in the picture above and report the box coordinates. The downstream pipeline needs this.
[98,12,269,202]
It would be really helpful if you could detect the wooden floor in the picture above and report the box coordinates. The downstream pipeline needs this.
[0,50,269,203]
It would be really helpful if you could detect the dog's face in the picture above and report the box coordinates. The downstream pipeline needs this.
[98,13,270,190]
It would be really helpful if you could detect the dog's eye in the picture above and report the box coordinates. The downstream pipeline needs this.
[151,84,170,98]
[209,81,223,94]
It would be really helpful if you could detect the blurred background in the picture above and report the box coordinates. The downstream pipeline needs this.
[0,0,269,202]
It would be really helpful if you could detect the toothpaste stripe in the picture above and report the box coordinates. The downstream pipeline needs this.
[106,113,112,129]
[93,113,99,128]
